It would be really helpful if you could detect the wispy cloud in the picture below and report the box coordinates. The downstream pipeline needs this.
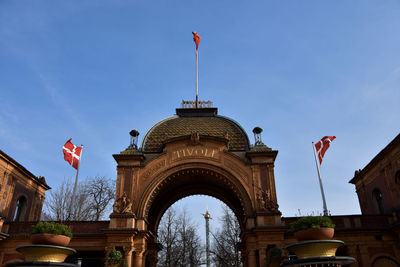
[361,66,400,120]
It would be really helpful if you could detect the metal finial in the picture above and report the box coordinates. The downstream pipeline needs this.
[203,210,211,219]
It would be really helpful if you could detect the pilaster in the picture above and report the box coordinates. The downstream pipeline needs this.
[247,249,257,267]
[133,240,146,267]
[123,245,133,267]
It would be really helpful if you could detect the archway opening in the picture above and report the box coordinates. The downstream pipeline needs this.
[144,167,251,234]
[156,195,242,267]
[141,166,250,266]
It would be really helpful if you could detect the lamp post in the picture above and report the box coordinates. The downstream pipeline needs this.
[203,210,211,267]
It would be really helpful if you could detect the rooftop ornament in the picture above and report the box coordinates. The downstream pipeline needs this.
[253,127,264,146]
[129,130,139,149]
[181,100,213,108]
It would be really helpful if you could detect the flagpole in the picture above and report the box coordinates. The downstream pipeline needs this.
[312,142,328,216]
[68,145,83,221]
[195,48,198,108]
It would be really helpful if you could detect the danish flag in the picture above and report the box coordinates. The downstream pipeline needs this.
[62,138,82,170]
[192,31,200,50]
[314,136,336,164]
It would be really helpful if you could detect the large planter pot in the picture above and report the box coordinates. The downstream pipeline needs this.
[30,233,71,247]
[16,245,76,263]
[294,228,334,241]
[285,240,344,259]
[106,260,124,267]
[268,258,282,267]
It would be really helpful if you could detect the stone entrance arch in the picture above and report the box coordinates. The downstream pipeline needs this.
[106,106,285,267]
[142,164,252,233]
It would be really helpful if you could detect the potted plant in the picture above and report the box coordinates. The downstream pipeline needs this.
[30,222,72,246]
[107,248,124,267]
[266,247,284,267]
[291,216,335,241]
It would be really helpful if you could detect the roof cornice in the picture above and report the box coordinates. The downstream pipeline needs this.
[349,133,400,184]
[0,150,51,190]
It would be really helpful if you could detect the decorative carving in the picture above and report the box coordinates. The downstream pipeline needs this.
[123,245,133,255]
[190,131,201,146]
[113,192,134,215]
[226,159,248,184]
[134,243,146,254]
[162,133,169,142]
[255,188,279,212]
[256,192,266,210]
[38,176,47,185]
[224,131,230,140]
[224,131,231,149]
[142,160,166,180]
[105,246,113,256]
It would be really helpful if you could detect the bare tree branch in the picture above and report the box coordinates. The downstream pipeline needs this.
[86,176,115,220]
[157,207,203,267]
[43,176,115,221]
[211,206,242,267]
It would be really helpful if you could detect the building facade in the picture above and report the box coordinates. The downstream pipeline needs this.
[0,149,50,263]
[350,134,400,216]
[0,150,50,223]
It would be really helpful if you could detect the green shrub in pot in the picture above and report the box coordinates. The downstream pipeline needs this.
[30,222,72,238]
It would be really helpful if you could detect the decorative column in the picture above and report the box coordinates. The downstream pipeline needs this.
[104,246,113,266]
[133,251,144,267]
[258,247,266,267]
[248,250,257,267]
[123,246,133,267]
[241,254,248,267]
[133,240,146,267]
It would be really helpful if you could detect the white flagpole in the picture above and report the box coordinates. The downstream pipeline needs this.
[312,142,328,216]
[195,48,198,108]
[68,145,83,221]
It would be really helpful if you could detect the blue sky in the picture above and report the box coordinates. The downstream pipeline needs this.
[1,0,399,230]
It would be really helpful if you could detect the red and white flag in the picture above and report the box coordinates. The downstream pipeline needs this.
[192,31,200,50]
[314,136,336,164]
[62,138,82,170]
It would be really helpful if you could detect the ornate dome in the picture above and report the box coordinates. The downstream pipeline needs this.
[141,107,250,152]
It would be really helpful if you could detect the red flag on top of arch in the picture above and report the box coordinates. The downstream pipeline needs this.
[192,31,200,50]
[62,138,82,170]
[314,136,336,164]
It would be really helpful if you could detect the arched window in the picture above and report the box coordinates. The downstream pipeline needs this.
[372,189,384,215]
[13,196,27,221]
